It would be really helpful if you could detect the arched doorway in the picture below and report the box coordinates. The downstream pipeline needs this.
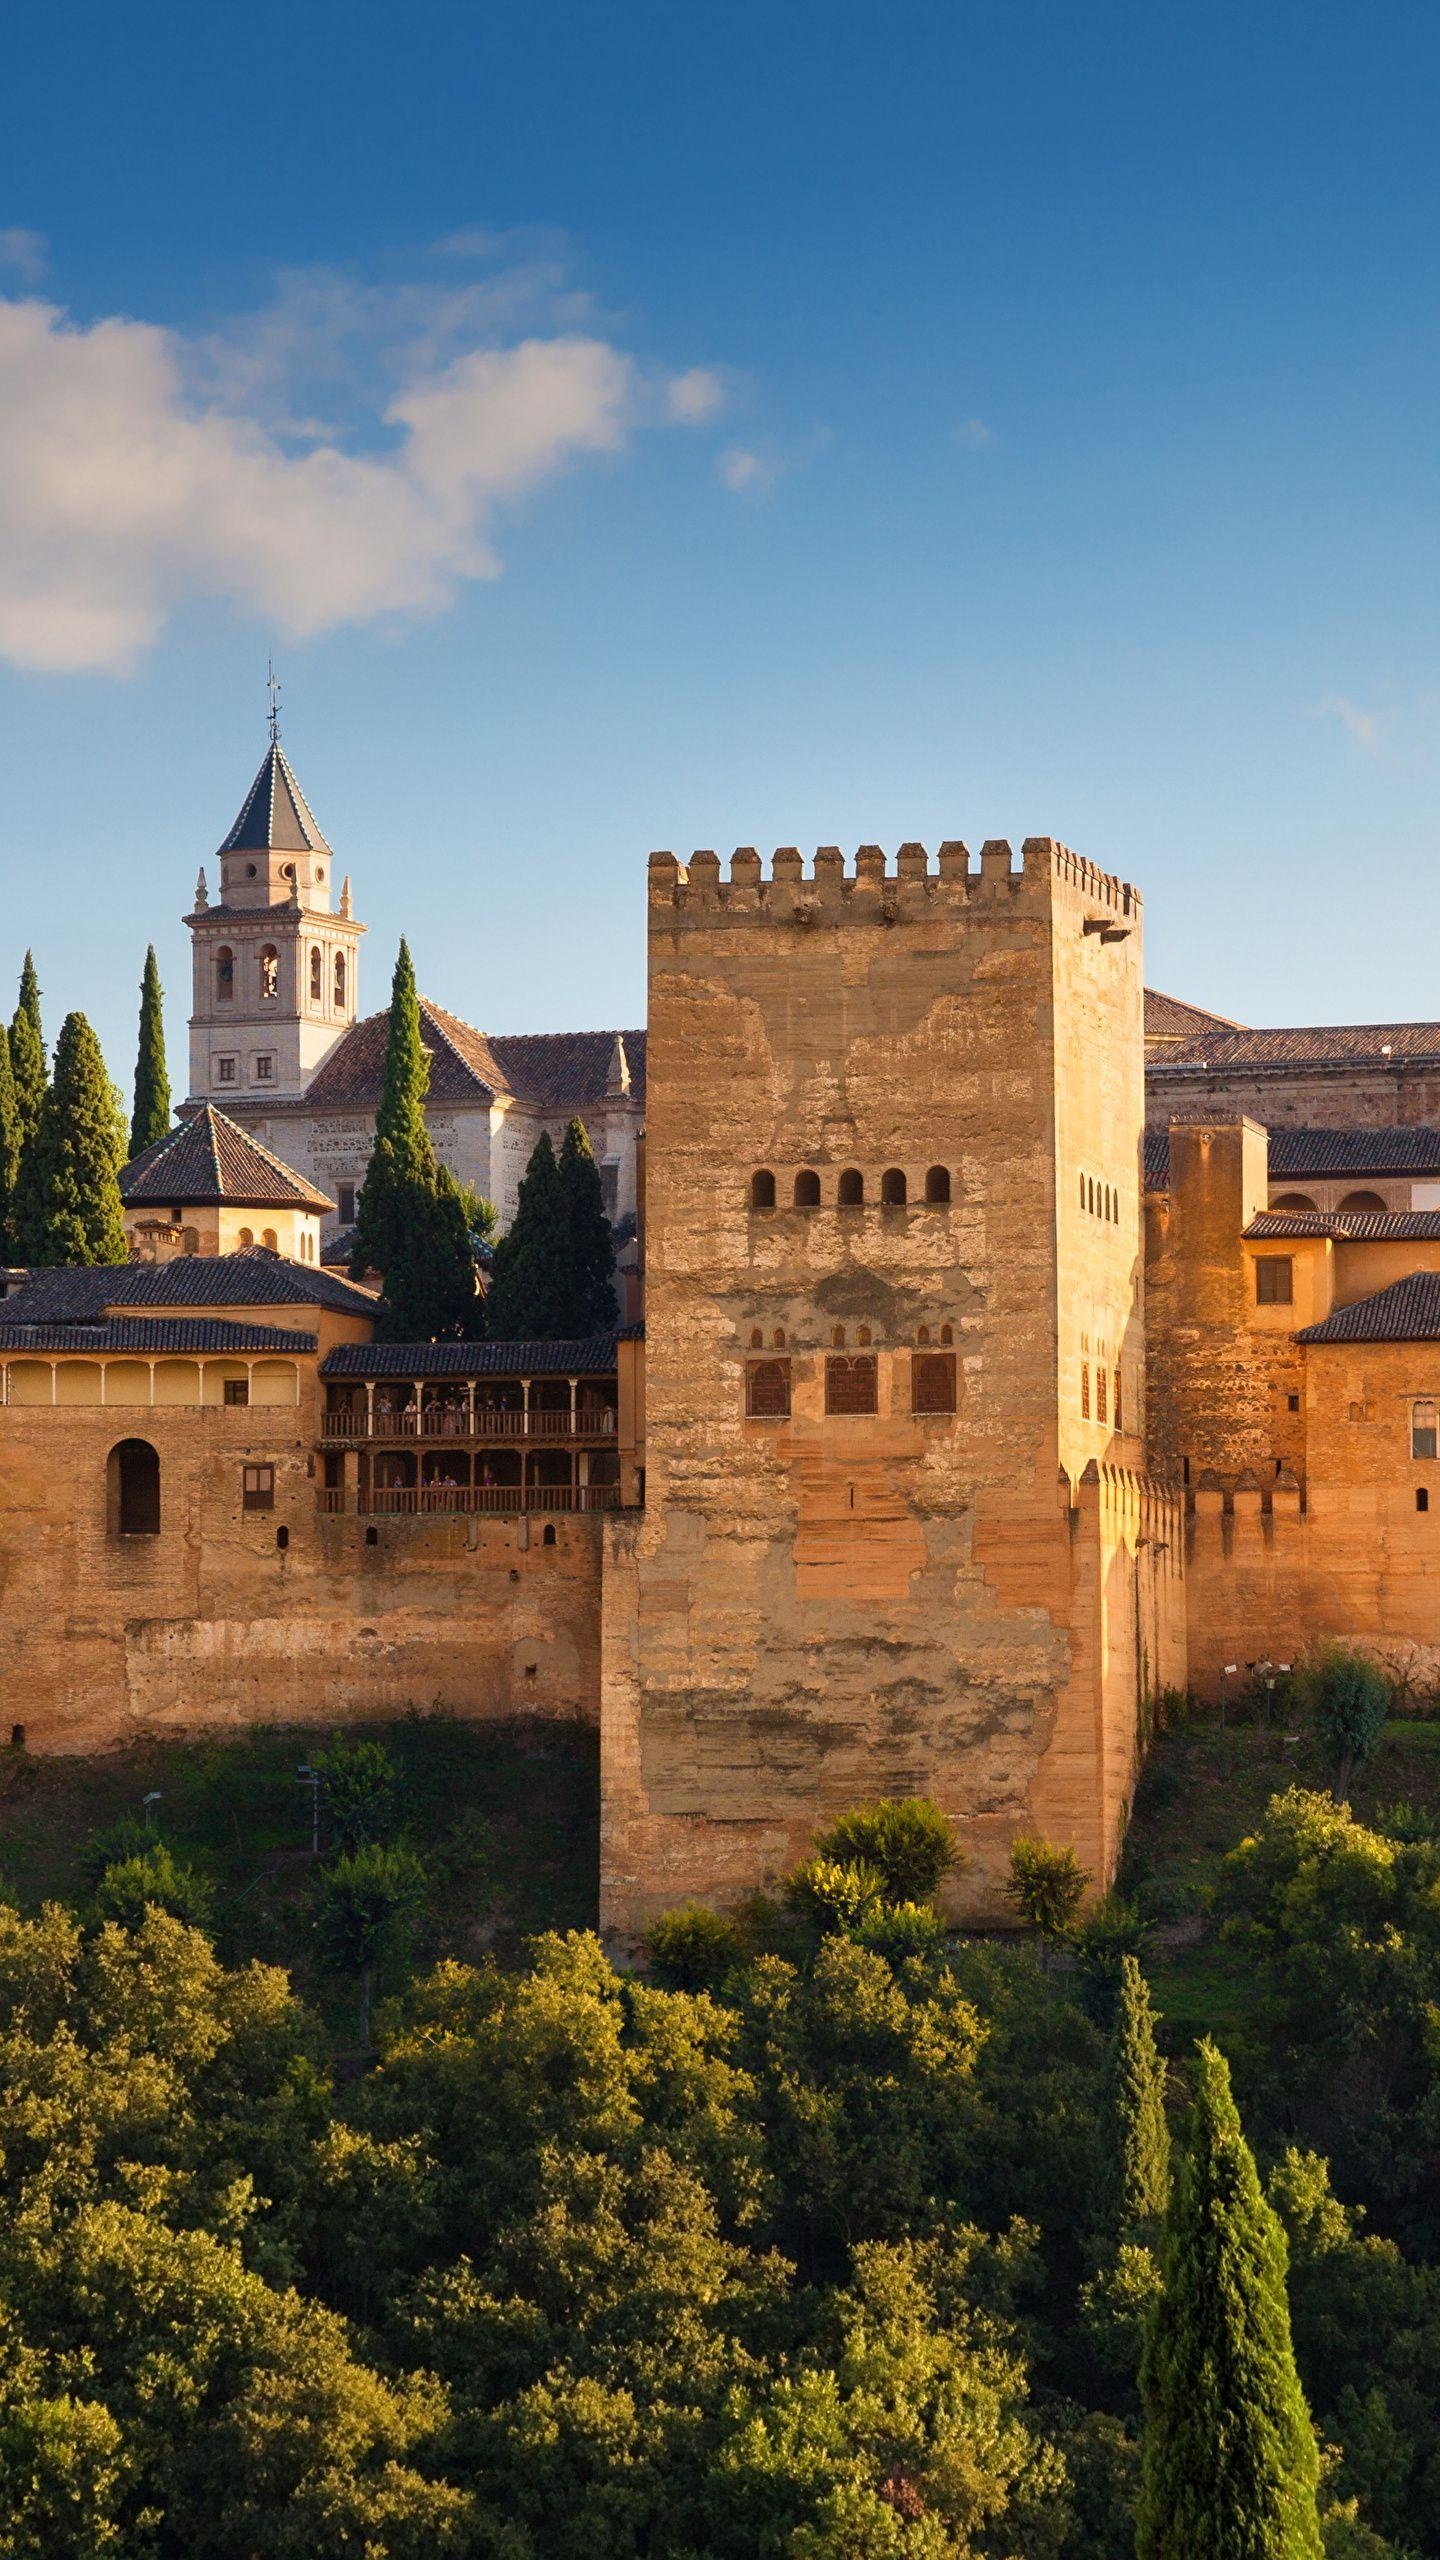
[108,1439,160,1536]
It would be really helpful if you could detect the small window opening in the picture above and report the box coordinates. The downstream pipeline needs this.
[749,1327,764,1349]
[832,1324,846,1348]
[225,1377,250,1407]
[543,1522,557,1545]
[925,1166,951,1204]
[794,1169,821,1207]
[880,1167,907,1205]
[857,1324,872,1346]
[111,1438,160,1537]
[826,1354,878,1416]
[310,947,322,1004]
[1255,1257,1294,1306]
[259,945,279,1000]
[334,953,347,1008]
[1287,1393,1300,1414]
[1413,1399,1438,1460]
[275,1524,289,1551]
[243,1463,274,1510]
[1113,1369,1123,1430]
[772,1328,786,1349]
[9,1725,24,1751]
[837,1168,864,1206]
[1419,1488,1431,1514]
[365,1524,379,1545]
[337,1182,355,1225]
[215,946,234,1002]
[917,1324,930,1346]
[912,1352,956,1414]
[1081,1363,1090,1420]
[939,1322,953,1347]
[750,1169,776,1210]
[746,1358,792,1418]
[261,1228,278,1251]
[1096,1367,1108,1425]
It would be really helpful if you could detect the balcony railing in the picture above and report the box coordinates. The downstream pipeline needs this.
[330,1483,621,1518]
[320,1405,617,1444]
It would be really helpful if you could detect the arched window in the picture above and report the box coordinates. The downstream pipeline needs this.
[857,1324,872,1346]
[1413,1399,1438,1460]
[1081,1363,1091,1419]
[825,1354,878,1415]
[215,946,234,1002]
[262,1228,278,1251]
[832,1324,847,1348]
[310,947,323,1004]
[259,945,279,1001]
[1272,1192,1318,1212]
[750,1169,776,1209]
[917,1324,931,1346]
[746,1358,792,1418]
[925,1166,951,1204]
[793,1169,821,1207]
[772,1328,786,1349]
[749,1327,764,1349]
[880,1168,907,1205]
[939,1322,953,1346]
[1338,1191,1387,1213]
[543,1522,557,1545]
[837,1168,864,1206]
[109,1438,160,1537]
[1097,1367,1108,1424]
[1079,1172,1086,1209]
[237,1227,254,1249]
[1087,1178,1095,1214]
[334,951,347,1009]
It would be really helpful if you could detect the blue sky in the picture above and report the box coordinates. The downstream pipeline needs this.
[1,0,1437,1087]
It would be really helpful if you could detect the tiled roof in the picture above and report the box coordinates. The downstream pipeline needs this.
[486,1029,647,1111]
[0,1253,379,1328]
[321,1333,624,1378]
[1246,1211,1440,1241]
[120,1106,333,1212]
[1146,1124,1440,1189]
[300,1003,647,1116]
[1144,989,1246,1044]
[1151,1021,1440,1074]
[0,1318,316,1355]
[1298,1273,1440,1344]
[219,743,330,855]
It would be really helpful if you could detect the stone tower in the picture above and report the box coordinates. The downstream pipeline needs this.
[601,837,1183,1941]
[185,735,365,1110]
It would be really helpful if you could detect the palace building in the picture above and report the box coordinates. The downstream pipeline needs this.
[5,768,1440,1939]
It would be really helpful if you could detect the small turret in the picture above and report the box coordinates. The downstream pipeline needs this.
[194,867,208,910]
[606,1033,632,1098]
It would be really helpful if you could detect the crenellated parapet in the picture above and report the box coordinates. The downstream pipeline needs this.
[647,838,1140,922]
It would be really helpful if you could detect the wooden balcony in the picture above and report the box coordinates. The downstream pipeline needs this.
[320,1482,621,1518]
[320,1403,617,1445]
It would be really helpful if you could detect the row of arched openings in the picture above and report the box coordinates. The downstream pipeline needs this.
[1082,1175,1122,1223]
[751,1166,951,1210]
[215,947,346,1008]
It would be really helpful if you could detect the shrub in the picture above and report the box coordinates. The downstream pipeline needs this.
[644,1902,744,1992]
[1005,1836,1089,1940]
[813,1797,960,1904]
[853,1899,949,1967]
[1073,1897,1148,2022]
[79,1812,153,1888]
[93,1846,214,1933]
[782,1854,887,1936]
[314,1842,428,2047]
[1301,1644,1389,1799]
[313,1737,403,1852]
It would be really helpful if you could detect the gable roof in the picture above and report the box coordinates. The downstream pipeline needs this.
[1150,1021,1440,1075]
[219,742,331,856]
[0,1252,379,1329]
[300,1001,647,1115]
[0,1318,317,1356]
[120,1106,333,1213]
[1144,989,1246,1046]
[321,1332,627,1379]
[1297,1272,1440,1344]
[1145,1123,1440,1191]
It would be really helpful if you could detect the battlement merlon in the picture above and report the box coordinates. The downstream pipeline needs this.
[646,839,1141,923]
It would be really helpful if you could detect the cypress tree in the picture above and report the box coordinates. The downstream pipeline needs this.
[383,1163,481,1341]
[9,951,46,1157]
[12,1012,128,1267]
[130,944,171,1158]
[1138,2040,1322,2560]
[483,1131,572,1339]
[351,940,436,1284]
[1112,1954,1171,2243]
[0,1030,19,1260]
[558,1114,618,1333]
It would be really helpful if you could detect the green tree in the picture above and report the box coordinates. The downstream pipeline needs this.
[645,1902,745,1992]
[557,1115,618,1333]
[8,950,45,1157]
[92,1845,214,1934]
[1005,1834,1089,1940]
[1111,1954,1170,2242]
[0,1024,19,1259]
[12,1012,127,1266]
[1138,2039,1322,2560]
[315,1843,428,2048]
[128,944,170,1158]
[1303,1644,1390,1800]
[483,1129,574,1339]
[813,1797,959,1905]
[350,943,480,1338]
[313,1736,402,1852]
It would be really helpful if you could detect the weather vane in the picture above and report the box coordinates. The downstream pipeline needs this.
[267,657,281,748]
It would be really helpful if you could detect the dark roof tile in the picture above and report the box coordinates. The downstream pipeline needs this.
[1145,1124,1440,1190]
[1298,1273,1440,1343]
[322,1333,624,1379]
[219,743,330,855]
[0,1253,379,1327]
[0,1318,315,1355]
[1246,1211,1440,1241]
[1144,989,1246,1044]
[1151,1022,1440,1074]
[300,1003,646,1116]
[121,1106,333,1211]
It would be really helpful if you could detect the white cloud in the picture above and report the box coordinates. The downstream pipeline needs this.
[718,445,774,495]
[1313,694,1381,754]
[0,228,45,282]
[0,276,714,675]
[952,416,991,450]
[666,366,726,423]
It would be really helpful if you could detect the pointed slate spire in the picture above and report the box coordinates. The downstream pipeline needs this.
[217,741,331,857]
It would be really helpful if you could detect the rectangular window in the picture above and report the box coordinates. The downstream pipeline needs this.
[337,1182,356,1226]
[1413,1399,1438,1460]
[215,1056,236,1084]
[746,1358,792,1418]
[1096,1366,1108,1425]
[1255,1257,1293,1305]
[224,1379,250,1408]
[911,1351,956,1414]
[1113,1369,1123,1431]
[242,1463,274,1510]
[825,1353,878,1416]
[1081,1362,1090,1420]
[253,1054,275,1083]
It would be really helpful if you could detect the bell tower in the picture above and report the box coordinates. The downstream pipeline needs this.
[186,699,365,1110]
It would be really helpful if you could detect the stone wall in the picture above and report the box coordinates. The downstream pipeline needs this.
[1145,1121,1306,1482]
[600,838,1178,1942]
[0,1401,604,1752]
